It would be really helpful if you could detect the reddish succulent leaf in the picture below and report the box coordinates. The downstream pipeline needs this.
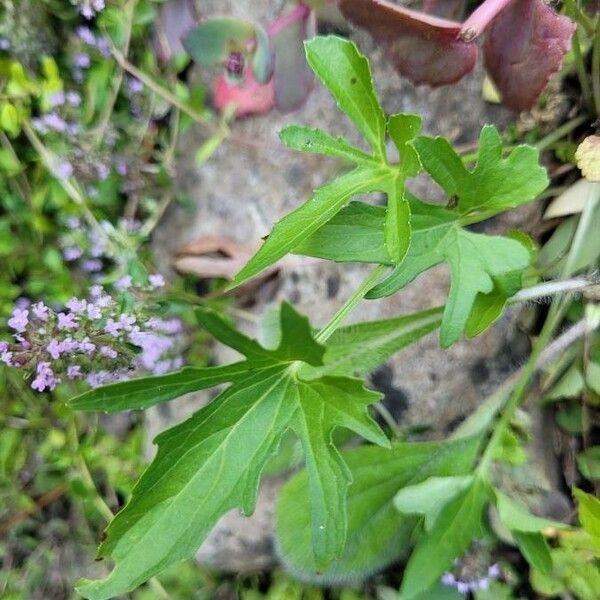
[422,0,466,21]
[339,0,477,87]
[213,68,275,117]
[483,0,575,112]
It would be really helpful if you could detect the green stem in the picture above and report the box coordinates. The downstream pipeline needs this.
[68,414,172,598]
[478,183,600,474]
[316,264,387,343]
[592,17,600,117]
[22,121,118,256]
[535,115,588,151]
[572,29,594,111]
[92,0,137,145]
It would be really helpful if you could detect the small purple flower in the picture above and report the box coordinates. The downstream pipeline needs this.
[31,361,59,392]
[78,337,96,354]
[1,350,12,366]
[441,573,456,586]
[488,564,501,579]
[86,303,102,319]
[97,163,110,180]
[43,112,68,132]
[456,582,469,595]
[8,308,29,333]
[0,38,10,51]
[115,159,127,176]
[100,346,117,359]
[81,259,102,272]
[66,298,87,314]
[104,318,122,337]
[55,160,74,181]
[95,36,111,57]
[63,246,83,261]
[31,302,49,322]
[115,275,132,291]
[66,216,81,229]
[67,365,82,379]
[47,339,66,360]
[119,313,136,330]
[89,285,103,297]
[127,77,143,95]
[31,118,49,134]
[49,91,65,107]
[149,274,165,289]
[0,341,8,353]
[57,312,78,330]
[66,91,82,107]
[77,26,96,46]
[73,53,91,69]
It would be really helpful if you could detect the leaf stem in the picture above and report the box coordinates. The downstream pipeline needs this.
[478,183,600,473]
[572,28,594,111]
[592,16,600,117]
[91,0,137,145]
[21,120,118,256]
[316,264,387,343]
[535,115,588,151]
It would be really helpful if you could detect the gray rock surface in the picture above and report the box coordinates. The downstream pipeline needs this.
[149,0,539,572]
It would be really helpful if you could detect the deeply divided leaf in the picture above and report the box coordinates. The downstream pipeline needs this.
[73,304,388,599]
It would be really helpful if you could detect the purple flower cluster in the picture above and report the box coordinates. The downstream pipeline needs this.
[76,25,110,57]
[441,564,501,595]
[1,282,184,393]
[79,0,106,20]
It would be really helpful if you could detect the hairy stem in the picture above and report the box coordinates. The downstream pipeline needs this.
[316,264,387,343]
[478,184,600,473]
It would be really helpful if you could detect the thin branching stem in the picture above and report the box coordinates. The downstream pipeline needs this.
[316,264,388,344]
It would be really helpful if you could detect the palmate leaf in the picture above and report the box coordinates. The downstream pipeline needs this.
[72,304,388,600]
[276,435,482,584]
[230,36,421,288]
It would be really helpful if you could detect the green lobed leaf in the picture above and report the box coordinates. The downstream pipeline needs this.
[304,36,386,157]
[294,202,391,265]
[368,199,532,347]
[230,166,391,287]
[279,125,373,163]
[412,125,548,216]
[276,435,482,584]
[74,304,388,599]
[399,476,489,600]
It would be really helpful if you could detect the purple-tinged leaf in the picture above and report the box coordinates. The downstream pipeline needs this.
[339,0,477,87]
[153,0,198,64]
[422,0,467,21]
[483,0,575,112]
[213,68,275,117]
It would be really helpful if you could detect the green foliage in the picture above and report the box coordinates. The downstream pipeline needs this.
[74,304,389,599]
[276,436,482,583]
